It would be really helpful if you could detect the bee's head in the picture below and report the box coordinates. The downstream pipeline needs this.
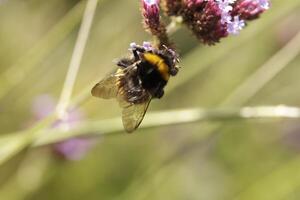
[130,42,180,76]
[157,45,179,76]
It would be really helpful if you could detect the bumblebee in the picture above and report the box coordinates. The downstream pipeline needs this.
[91,42,179,133]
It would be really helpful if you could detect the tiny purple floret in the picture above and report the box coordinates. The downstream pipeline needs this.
[227,16,245,35]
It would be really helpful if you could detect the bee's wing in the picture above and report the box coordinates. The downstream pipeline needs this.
[92,66,151,133]
[121,98,152,133]
[91,74,119,99]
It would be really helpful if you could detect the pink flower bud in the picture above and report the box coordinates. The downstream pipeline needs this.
[142,0,160,30]
[233,0,270,20]
[142,0,171,47]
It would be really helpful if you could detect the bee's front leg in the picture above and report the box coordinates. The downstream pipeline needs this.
[130,43,145,61]
[154,89,164,99]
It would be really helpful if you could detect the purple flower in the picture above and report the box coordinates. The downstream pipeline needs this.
[142,41,153,51]
[215,0,246,36]
[180,0,229,44]
[216,0,235,24]
[32,95,56,120]
[141,0,171,47]
[130,41,154,51]
[53,138,96,161]
[233,0,270,20]
[160,0,270,44]
[142,0,160,31]
[227,15,245,35]
[216,0,235,13]
[32,94,95,161]
[257,0,270,10]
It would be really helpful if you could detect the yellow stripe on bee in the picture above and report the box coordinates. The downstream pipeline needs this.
[143,53,170,81]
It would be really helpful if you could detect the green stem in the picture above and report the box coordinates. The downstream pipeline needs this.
[0,0,100,165]
[0,1,86,101]
[34,105,300,146]
[0,0,299,167]
[56,0,99,119]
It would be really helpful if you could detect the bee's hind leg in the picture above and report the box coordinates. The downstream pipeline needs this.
[117,58,134,68]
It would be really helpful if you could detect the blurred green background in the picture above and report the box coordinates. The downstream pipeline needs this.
[0,0,300,199]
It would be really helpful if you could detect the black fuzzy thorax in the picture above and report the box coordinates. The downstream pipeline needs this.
[137,60,167,98]
[117,59,168,104]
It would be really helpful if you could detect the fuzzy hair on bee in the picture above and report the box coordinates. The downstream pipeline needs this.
[91,42,179,133]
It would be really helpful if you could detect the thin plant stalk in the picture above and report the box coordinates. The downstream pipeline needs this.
[56,0,98,119]
[0,0,99,165]
[34,105,300,146]
[0,0,299,167]
[60,24,300,143]
[223,30,300,106]
[0,1,86,101]
[110,5,300,198]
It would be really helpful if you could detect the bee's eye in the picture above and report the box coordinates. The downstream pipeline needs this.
[169,67,178,76]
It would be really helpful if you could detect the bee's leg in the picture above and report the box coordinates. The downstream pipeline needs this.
[132,50,139,61]
[154,89,164,99]
[130,44,145,61]
[117,58,133,68]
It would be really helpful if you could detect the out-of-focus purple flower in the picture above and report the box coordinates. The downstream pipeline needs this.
[281,122,300,152]
[53,138,96,161]
[32,94,83,129]
[32,95,56,120]
[31,94,95,161]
